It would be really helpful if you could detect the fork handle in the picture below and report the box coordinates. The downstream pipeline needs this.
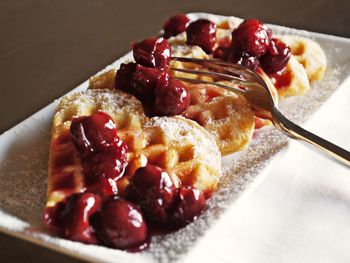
[272,108,350,167]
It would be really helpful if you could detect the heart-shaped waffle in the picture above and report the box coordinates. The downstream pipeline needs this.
[46,89,221,208]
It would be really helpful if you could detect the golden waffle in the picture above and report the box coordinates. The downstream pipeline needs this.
[47,89,221,207]
[209,26,312,98]
[128,116,222,194]
[89,69,117,90]
[182,84,255,155]
[47,89,147,207]
[212,18,326,83]
[270,55,310,98]
[276,35,327,82]
[170,44,211,81]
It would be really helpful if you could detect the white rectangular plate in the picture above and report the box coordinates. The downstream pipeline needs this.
[0,13,350,263]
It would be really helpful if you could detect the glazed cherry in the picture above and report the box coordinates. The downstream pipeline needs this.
[132,65,164,104]
[154,73,190,116]
[43,193,101,244]
[70,111,117,155]
[213,38,231,60]
[43,201,66,233]
[125,165,176,224]
[231,19,270,57]
[132,37,171,68]
[115,62,137,93]
[91,197,147,249]
[186,19,217,54]
[84,139,128,196]
[170,186,206,227]
[163,14,191,39]
[260,38,291,74]
[226,49,260,70]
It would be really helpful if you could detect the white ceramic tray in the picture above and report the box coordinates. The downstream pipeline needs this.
[0,13,350,263]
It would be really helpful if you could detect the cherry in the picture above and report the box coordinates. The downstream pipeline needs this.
[213,45,230,60]
[91,197,147,249]
[70,111,117,155]
[226,49,260,70]
[186,19,217,54]
[115,62,137,93]
[125,165,176,224]
[132,65,164,104]
[170,186,205,227]
[70,111,128,196]
[213,38,231,60]
[132,37,171,68]
[61,193,101,244]
[116,63,165,103]
[163,14,191,39]
[231,19,270,57]
[260,38,291,74]
[154,73,190,116]
[84,139,128,196]
[43,193,101,244]
[43,201,67,233]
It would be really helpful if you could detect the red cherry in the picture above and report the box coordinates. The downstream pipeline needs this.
[115,62,137,93]
[132,37,171,68]
[61,193,101,244]
[125,165,176,224]
[260,38,291,74]
[132,65,165,104]
[213,38,231,60]
[84,139,128,196]
[231,19,270,57]
[91,197,147,249]
[163,14,190,39]
[186,19,217,54]
[43,201,66,233]
[70,111,117,155]
[154,73,190,116]
[170,186,205,227]
[213,45,230,60]
[226,49,260,70]
[43,193,101,244]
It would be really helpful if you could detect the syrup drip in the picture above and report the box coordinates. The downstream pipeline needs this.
[269,68,292,89]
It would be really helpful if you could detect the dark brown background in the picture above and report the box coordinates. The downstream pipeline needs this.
[0,0,349,262]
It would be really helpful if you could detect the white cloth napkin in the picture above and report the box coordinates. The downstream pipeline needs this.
[184,76,350,263]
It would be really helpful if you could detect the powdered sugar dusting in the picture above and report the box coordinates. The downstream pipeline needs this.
[145,116,221,171]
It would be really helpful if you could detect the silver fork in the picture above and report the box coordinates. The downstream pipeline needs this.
[171,56,350,167]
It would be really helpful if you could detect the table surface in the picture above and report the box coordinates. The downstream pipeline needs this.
[0,0,349,262]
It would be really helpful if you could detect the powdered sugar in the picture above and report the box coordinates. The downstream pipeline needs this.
[145,116,221,171]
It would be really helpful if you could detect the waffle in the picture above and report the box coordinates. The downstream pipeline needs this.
[271,54,310,98]
[212,27,312,98]
[133,116,222,194]
[170,44,211,81]
[212,17,327,83]
[181,84,254,155]
[89,69,117,90]
[168,42,275,139]
[47,89,147,207]
[276,35,327,82]
[47,89,221,207]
